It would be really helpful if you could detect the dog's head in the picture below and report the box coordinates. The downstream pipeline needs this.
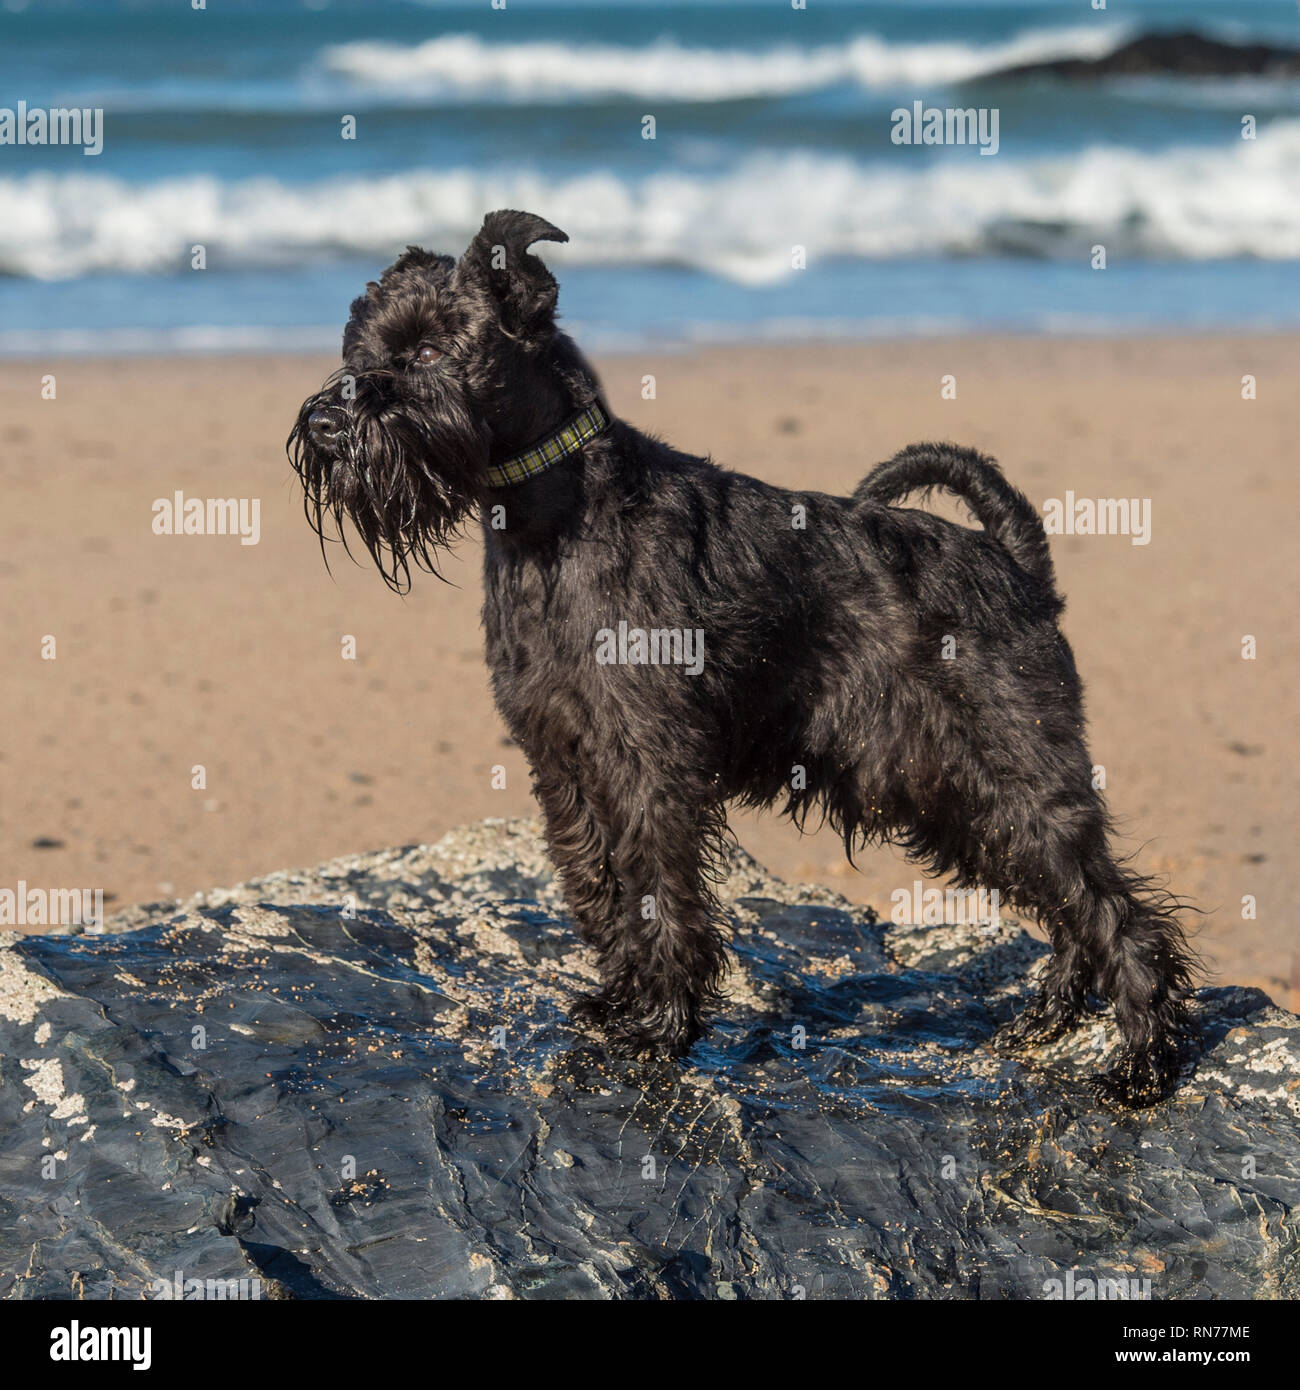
[288,209,584,589]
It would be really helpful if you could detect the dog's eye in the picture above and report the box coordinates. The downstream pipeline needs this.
[414,344,443,366]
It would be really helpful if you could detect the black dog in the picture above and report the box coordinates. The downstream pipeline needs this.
[289,209,1198,1107]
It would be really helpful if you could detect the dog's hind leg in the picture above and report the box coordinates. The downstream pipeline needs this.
[881,715,1197,1107]
[1000,845,1197,1106]
[991,916,1092,1051]
[570,791,730,1057]
[959,793,1196,1108]
[1065,860,1198,1108]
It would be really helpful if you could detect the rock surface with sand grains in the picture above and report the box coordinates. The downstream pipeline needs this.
[1,818,1296,1300]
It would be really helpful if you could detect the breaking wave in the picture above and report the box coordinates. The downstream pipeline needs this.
[319,26,1132,103]
[5,121,1300,281]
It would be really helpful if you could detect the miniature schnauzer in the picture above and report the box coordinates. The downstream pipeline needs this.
[289,210,1198,1107]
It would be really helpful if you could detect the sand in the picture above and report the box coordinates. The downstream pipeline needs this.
[1,336,1294,1004]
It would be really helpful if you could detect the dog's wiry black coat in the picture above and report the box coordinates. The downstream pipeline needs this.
[289,210,1199,1108]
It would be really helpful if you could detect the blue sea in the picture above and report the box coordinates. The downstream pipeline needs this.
[1,0,1298,355]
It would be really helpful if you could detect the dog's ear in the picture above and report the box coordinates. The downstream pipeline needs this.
[456,210,568,338]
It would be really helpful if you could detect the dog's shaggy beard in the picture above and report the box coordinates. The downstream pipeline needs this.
[288,370,490,592]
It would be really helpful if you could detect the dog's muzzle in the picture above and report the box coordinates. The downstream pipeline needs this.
[307,407,346,452]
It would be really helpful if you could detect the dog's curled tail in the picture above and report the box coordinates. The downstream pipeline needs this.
[854,441,1058,597]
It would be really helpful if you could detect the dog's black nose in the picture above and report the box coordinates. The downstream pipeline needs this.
[307,409,345,447]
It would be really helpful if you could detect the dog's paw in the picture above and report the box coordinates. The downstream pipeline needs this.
[569,991,614,1031]
[1091,1044,1180,1110]
[991,997,1078,1054]
[568,992,700,1058]
[569,992,658,1054]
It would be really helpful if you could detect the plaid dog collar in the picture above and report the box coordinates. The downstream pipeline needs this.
[484,401,610,489]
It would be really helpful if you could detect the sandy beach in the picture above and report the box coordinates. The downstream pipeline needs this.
[1,335,1294,1003]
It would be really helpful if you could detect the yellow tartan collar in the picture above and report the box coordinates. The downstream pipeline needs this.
[484,401,610,489]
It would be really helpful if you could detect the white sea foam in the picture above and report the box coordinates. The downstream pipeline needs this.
[320,26,1131,102]
[4,121,1300,281]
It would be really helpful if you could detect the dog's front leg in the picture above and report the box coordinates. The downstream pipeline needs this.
[534,771,622,952]
[570,794,729,1057]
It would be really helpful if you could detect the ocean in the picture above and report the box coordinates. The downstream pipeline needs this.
[1,0,1298,355]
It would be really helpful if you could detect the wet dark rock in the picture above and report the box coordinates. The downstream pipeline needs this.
[1,818,1296,1300]
[987,30,1300,82]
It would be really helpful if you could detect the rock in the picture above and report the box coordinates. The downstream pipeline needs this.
[985,30,1300,82]
[1,818,1296,1300]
